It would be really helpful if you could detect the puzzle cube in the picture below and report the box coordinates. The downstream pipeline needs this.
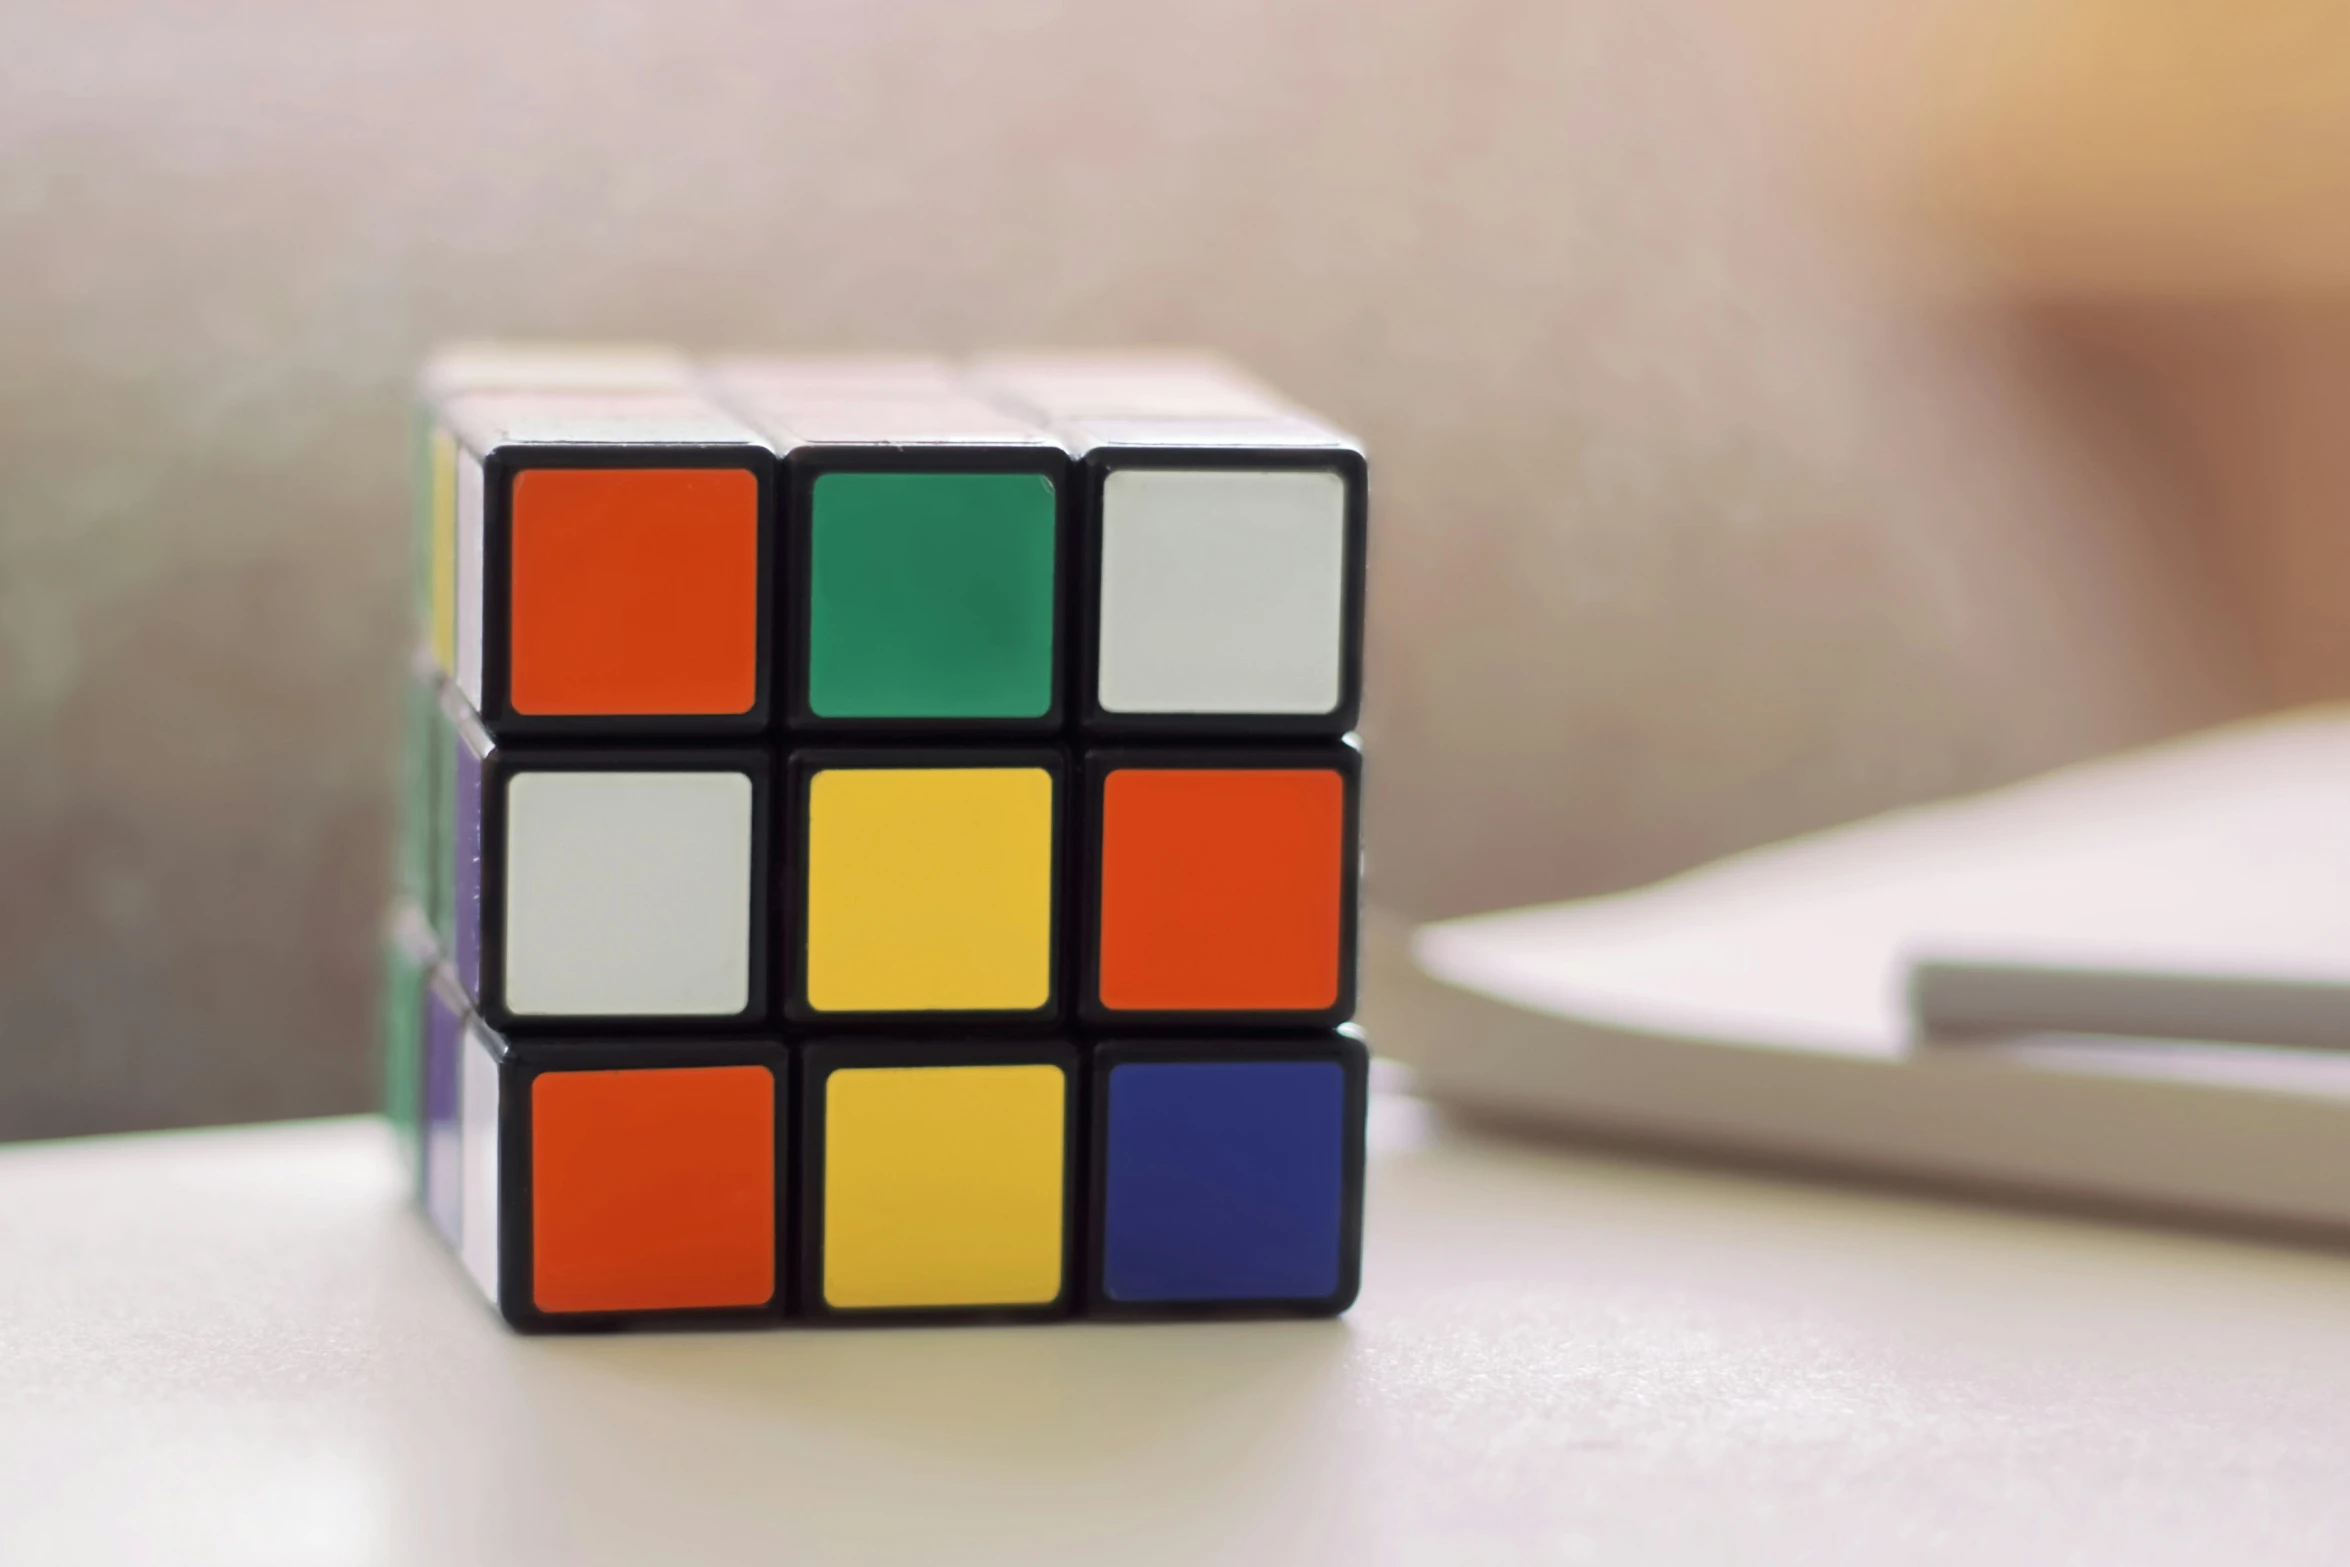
[389,345,1373,1334]
[421,1006,786,1329]
[435,685,771,1031]
[710,362,1068,734]
[786,749,1063,1023]
[419,385,775,738]
[1087,1033,1366,1315]
[971,353,1366,737]
[1080,746,1360,1027]
[799,1039,1075,1319]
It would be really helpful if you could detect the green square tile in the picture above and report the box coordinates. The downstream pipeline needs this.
[380,925,425,1175]
[398,672,437,909]
[806,472,1057,719]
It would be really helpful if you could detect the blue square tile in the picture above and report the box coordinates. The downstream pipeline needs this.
[1102,1059,1345,1303]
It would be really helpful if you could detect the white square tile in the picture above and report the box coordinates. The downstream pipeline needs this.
[458,1022,502,1308]
[1096,468,1347,715]
[503,770,753,1016]
[455,449,485,710]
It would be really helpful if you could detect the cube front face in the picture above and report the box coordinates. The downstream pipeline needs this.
[1089,1037,1366,1315]
[800,469,1061,726]
[396,353,1372,1334]
[507,466,763,719]
[529,1062,780,1315]
[802,1043,1074,1317]
[1083,751,1359,1027]
[1081,452,1365,737]
[792,754,1061,1022]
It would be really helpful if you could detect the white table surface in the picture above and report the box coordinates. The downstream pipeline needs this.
[6,1096,2350,1565]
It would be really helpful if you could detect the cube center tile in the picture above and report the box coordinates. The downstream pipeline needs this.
[804,767,1055,1012]
[806,472,1057,719]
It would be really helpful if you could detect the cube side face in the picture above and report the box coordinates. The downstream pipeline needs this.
[1076,447,1366,739]
[799,1040,1076,1321]
[785,451,1069,736]
[1086,1035,1366,1317]
[1080,747,1361,1028]
[457,740,773,1034]
[788,750,1063,1025]
[522,1057,785,1323]
[465,445,777,740]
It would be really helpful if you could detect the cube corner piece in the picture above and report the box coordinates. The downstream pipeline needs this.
[425,1015,791,1333]
[427,386,780,743]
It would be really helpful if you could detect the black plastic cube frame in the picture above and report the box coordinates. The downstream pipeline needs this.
[447,688,776,1036]
[474,1029,794,1334]
[1082,1030,1368,1320]
[782,744,1069,1029]
[1077,741,1362,1032]
[797,1037,1081,1326]
[1071,442,1368,740]
[467,440,778,742]
[781,444,1072,738]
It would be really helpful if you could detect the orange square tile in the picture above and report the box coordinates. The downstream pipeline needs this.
[509,467,760,716]
[1097,768,1345,1011]
[531,1064,776,1313]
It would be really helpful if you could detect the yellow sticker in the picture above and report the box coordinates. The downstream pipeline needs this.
[804,767,1054,1012]
[823,1064,1066,1308]
[429,425,458,674]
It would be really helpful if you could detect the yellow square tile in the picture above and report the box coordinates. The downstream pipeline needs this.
[428,424,458,675]
[803,766,1056,1012]
[821,1062,1067,1309]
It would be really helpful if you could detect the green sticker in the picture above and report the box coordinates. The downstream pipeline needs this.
[807,472,1057,719]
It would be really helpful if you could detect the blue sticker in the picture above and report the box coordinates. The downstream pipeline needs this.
[1103,1060,1344,1302]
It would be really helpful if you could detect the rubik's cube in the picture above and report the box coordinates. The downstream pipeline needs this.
[380,345,1369,1330]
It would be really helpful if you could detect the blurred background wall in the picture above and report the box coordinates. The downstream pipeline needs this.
[0,0,2287,1138]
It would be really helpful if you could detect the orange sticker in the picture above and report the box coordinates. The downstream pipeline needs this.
[532,1065,774,1312]
[509,468,759,715]
[1098,769,1344,1011]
